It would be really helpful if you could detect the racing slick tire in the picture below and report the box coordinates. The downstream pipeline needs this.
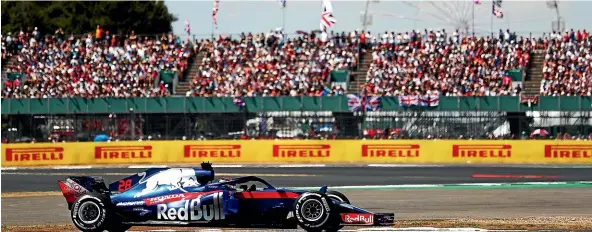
[70,193,128,232]
[293,191,340,232]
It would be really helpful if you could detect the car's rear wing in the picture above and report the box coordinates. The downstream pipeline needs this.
[57,176,108,209]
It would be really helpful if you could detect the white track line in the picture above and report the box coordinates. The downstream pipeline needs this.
[3,164,592,170]
[212,165,244,168]
[454,183,504,186]
[278,164,326,168]
[367,164,446,167]
[52,166,92,169]
[361,228,489,231]
[288,181,592,190]
[127,165,168,169]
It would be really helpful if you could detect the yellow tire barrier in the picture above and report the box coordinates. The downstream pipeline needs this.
[2,140,591,167]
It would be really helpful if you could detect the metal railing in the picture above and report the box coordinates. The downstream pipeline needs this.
[3,109,591,143]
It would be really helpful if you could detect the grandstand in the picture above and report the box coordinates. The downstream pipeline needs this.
[2,27,592,142]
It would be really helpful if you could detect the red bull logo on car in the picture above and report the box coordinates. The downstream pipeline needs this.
[156,192,225,221]
[341,213,374,225]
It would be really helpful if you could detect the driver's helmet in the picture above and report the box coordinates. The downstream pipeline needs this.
[218,177,236,190]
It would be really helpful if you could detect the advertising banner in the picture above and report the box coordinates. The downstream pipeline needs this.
[2,140,591,167]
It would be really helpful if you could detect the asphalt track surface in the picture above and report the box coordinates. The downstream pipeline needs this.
[3,166,592,192]
[2,166,592,230]
[3,189,592,229]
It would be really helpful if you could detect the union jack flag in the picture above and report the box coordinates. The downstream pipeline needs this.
[184,20,190,35]
[492,6,503,18]
[492,0,503,18]
[347,94,381,112]
[213,0,220,28]
[320,0,336,32]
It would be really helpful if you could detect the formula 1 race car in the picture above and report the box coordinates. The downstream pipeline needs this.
[58,163,394,232]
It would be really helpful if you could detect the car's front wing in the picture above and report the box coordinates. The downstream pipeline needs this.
[337,203,395,226]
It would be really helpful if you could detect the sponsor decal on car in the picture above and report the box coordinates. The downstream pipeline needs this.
[134,168,199,198]
[59,179,89,203]
[183,145,241,159]
[145,194,185,206]
[272,144,330,158]
[341,213,374,225]
[133,207,152,216]
[116,201,146,207]
[361,144,420,158]
[452,144,512,158]
[544,145,592,159]
[156,192,225,221]
[5,147,64,162]
[144,191,222,206]
[94,145,152,160]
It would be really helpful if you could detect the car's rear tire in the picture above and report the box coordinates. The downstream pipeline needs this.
[293,191,340,232]
[71,193,124,232]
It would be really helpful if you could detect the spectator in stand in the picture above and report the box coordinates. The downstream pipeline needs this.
[541,29,592,96]
[1,27,193,98]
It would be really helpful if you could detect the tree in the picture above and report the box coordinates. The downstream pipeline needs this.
[1,1,177,35]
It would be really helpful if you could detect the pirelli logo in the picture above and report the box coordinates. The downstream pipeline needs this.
[452,145,512,158]
[184,145,241,158]
[361,144,420,158]
[94,146,152,159]
[272,145,330,158]
[5,147,64,162]
[545,145,592,159]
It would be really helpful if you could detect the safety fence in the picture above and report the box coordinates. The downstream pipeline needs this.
[2,140,591,167]
[3,96,592,114]
[3,111,591,143]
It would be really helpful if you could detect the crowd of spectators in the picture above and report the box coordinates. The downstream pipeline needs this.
[3,27,592,98]
[2,26,193,98]
[185,30,359,97]
[4,130,592,143]
[364,29,531,97]
[541,29,592,96]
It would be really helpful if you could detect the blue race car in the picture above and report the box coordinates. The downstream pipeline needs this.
[58,163,395,232]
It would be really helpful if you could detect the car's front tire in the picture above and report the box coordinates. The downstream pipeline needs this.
[293,191,339,232]
[327,190,350,204]
[71,193,126,232]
